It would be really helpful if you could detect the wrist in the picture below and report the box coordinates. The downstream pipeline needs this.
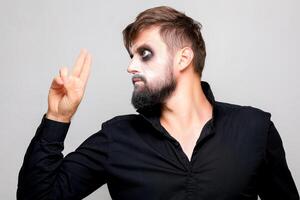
[46,112,72,123]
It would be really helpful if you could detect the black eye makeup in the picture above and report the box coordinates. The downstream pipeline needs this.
[139,48,153,61]
[130,44,154,62]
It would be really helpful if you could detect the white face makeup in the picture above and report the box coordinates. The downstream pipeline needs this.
[127,26,177,110]
[127,27,172,92]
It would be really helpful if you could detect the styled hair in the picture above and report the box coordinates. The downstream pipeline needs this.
[122,6,206,77]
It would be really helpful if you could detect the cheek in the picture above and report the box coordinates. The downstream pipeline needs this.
[143,55,171,84]
[144,68,169,89]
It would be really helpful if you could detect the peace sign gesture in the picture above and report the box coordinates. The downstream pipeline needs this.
[46,49,92,122]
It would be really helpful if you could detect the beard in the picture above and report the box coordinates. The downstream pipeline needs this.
[131,68,176,111]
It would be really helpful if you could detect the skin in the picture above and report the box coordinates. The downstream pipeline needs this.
[46,26,212,160]
[128,27,176,110]
[128,26,213,160]
[46,49,91,123]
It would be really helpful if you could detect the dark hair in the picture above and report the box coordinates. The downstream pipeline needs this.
[122,6,206,77]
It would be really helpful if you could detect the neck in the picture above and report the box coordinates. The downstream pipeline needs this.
[160,74,213,130]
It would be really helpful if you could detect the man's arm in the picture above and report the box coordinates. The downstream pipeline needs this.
[17,116,109,200]
[258,120,299,199]
[17,49,110,199]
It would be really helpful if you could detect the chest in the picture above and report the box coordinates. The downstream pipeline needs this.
[108,134,264,200]
[161,121,207,161]
[107,118,267,199]
[170,129,202,161]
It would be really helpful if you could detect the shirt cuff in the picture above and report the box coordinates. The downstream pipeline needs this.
[36,114,71,142]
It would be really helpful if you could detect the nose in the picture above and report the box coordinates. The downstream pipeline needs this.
[127,57,141,74]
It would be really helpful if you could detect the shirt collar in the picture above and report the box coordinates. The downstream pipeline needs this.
[137,81,218,135]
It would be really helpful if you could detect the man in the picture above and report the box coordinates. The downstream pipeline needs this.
[17,6,299,200]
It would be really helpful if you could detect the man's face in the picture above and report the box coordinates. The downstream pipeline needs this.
[127,26,177,110]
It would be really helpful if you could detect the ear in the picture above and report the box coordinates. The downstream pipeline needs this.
[175,47,194,71]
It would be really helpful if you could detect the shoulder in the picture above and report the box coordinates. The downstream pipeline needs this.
[216,101,271,117]
[214,102,274,144]
[101,114,141,129]
[215,101,272,127]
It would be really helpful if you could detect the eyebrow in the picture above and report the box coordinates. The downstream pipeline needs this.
[129,43,153,58]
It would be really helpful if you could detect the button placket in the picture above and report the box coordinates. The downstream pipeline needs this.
[185,165,195,199]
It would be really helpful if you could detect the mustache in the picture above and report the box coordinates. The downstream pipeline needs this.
[132,74,147,83]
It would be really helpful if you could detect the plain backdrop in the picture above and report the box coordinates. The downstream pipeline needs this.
[0,0,299,199]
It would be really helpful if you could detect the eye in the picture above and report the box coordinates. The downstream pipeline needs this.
[140,49,152,61]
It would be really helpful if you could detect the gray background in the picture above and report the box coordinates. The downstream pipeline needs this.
[0,0,299,199]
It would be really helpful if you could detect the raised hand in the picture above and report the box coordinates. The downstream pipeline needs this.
[46,49,92,122]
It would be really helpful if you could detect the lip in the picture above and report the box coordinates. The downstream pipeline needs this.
[132,78,143,83]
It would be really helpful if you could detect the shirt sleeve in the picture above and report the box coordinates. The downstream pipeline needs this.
[17,115,110,200]
[258,120,299,200]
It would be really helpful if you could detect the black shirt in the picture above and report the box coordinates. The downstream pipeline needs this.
[17,81,299,200]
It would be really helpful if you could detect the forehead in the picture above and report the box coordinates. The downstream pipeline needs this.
[129,26,166,53]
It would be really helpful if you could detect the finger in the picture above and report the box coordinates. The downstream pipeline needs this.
[80,53,92,85]
[71,49,88,77]
[50,76,64,89]
[60,67,69,84]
